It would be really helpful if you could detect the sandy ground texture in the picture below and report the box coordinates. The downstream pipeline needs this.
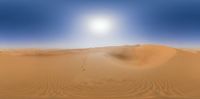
[0,44,200,99]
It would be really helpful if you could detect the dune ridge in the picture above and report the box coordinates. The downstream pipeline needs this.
[108,45,177,68]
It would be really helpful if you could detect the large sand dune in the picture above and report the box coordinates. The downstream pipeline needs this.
[0,44,200,99]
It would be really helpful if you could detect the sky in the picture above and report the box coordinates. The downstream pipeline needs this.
[0,0,200,48]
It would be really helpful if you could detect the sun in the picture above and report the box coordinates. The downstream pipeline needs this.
[86,15,115,36]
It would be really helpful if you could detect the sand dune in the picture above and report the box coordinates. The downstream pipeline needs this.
[108,45,177,68]
[0,44,200,99]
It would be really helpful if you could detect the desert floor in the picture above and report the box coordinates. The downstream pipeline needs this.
[0,44,200,99]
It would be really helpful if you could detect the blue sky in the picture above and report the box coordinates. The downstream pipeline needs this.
[0,0,200,48]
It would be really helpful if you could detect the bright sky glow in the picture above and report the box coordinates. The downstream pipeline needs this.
[86,15,115,36]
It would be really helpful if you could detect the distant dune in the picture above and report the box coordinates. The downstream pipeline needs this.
[108,45,177,68]
[0,44,200,99]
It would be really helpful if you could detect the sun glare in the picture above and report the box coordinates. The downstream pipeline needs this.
[86,15,115,36]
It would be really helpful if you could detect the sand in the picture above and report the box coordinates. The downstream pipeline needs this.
[0,44,200,99]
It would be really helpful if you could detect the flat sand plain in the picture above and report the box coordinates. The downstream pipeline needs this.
[0,44,200,99]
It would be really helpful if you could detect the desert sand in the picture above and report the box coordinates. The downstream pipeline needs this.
[0,44,200,99]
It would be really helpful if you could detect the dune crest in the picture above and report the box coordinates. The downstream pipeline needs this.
[109,45,177,68]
